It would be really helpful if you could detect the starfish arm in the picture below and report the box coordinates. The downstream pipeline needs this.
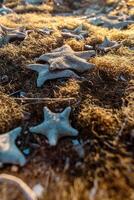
[27,64,49,87]
[9,127,22,142]
[25,0,44,5]
[74,50,96,59]
[49,55,94,73]
[47,129,58,146]
[51,44,73,53]
[73,24,83,34]
[44,107,54,120]
[61,32,84,40]
[10,145,26,166]
[63,123,79,137]
[47,69,80,81]
[29,122,46,135]
[0,145,26,166]
[7,33,26,41]
[60,106,71,119]
[0,24,17,32]
[0,6,13,15]
[37,52,62,62]
[104,43,121,52]
[27,64,49,73]
[28,64,79,87]
[37,69,50,87]
[0,35,9,47]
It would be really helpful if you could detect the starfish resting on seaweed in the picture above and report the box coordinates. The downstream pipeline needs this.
[27,63,80,87]
[0,127,26,166]
[0,24,30,47]
[37,44,96,72]
[27,44,95,87]
[29,107,79,146]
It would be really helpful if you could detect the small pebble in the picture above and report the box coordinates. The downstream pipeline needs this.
[11,165,19,172]
[33,183,44,198]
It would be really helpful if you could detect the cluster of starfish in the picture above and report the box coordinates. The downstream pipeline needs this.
[27,44,96,87]
[0,107,78,166]
[0,24,30,47]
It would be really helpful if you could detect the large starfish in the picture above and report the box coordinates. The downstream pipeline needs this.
[0,5,13,15]
[29,107,79,146]
[61,24,88,40]
[0,127,26,166]
[37,44,95,72]
[97,37,121,52]
[27,63,79,87]
[0,24,30,47]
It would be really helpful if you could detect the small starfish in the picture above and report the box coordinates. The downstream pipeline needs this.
[97,37,121,52]
[0,5,13,15]
[0,25,30,47]
[29,107,79,146]
[37,44,95,73]
[0,127,26,166]
[61,24,88,40]
[27,63,80,87]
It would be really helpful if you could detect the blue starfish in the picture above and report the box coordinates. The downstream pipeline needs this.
[27,63,79,87]
[29,107,79,146]
[0,127,26,166]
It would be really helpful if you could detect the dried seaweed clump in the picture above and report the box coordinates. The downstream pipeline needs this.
[121,80,134,128]
[55,80,80,98]
[91,54,134,78]
[0,92,23,133]
[78,102,119,135]
[44,178,89,200]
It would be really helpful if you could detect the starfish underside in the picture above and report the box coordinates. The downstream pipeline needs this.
[0,127,26,166]
[30,107,79,146]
